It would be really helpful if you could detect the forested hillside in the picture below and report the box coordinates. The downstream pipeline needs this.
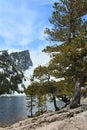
[0,50,32,94]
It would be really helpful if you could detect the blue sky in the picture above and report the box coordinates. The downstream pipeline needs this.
[0,0,56,67]
[0,0,55,50]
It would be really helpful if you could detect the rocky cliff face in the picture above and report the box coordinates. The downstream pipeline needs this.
[10,50,33,71]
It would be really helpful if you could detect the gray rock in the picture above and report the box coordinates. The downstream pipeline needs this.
[10,50,33,71]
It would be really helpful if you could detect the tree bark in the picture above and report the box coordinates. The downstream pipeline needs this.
[53,96,59,111]
[70,77,82,109]
[70,65,87,109]
[30,94,33,117]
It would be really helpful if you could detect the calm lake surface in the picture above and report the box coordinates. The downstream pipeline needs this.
[0,96,27,127]
[0,96,64,127]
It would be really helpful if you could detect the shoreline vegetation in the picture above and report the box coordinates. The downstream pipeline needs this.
[0,97,87,130]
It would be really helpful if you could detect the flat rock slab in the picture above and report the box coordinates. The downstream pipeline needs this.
[1,98,87,130]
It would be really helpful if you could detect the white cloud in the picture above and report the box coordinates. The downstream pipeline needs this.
[31,50,50,68]
[0,0,40,48]
[23,43,50,87]
[0,0,56,89]
[0,0,54,58]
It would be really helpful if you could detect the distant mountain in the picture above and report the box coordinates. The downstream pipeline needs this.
[10,50,33,71]
[0,50,33,95]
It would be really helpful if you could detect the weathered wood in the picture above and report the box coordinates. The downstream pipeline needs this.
[70,78,82,108]
[53,96,59,111]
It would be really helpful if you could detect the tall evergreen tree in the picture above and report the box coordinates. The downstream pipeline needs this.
[43,0,87,108]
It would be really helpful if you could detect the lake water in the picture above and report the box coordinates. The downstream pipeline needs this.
[0,96,64,127]
[0,96,27,127]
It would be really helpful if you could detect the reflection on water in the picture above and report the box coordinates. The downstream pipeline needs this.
[0,96,27,127]
[0,95,65,127]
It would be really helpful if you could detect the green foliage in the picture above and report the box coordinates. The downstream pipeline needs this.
[35,109,46,117]
[43,0,87,96]
[45,0,87,43]
[26,82,47,116]
[36,95,47,112]
[26,0,87,111]
[0,50,25,94]
[25,82,40,96]
[34,65,50,82]
[26,95,36,117]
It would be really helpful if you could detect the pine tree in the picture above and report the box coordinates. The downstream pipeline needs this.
[26,95,36,117]
[25,82,37,117]
[43,0,87,108]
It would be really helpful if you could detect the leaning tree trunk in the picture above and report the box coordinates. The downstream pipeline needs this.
[70,65,87,109]
[70,77,82,109]
[53,96,59,111]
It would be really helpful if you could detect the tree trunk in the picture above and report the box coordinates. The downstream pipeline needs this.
[70,77,82,109]
[70,65,87,109]
[53,96,59,111]
[30,94,33,117]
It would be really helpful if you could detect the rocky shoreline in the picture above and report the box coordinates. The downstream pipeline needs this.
[0,98,87,130]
